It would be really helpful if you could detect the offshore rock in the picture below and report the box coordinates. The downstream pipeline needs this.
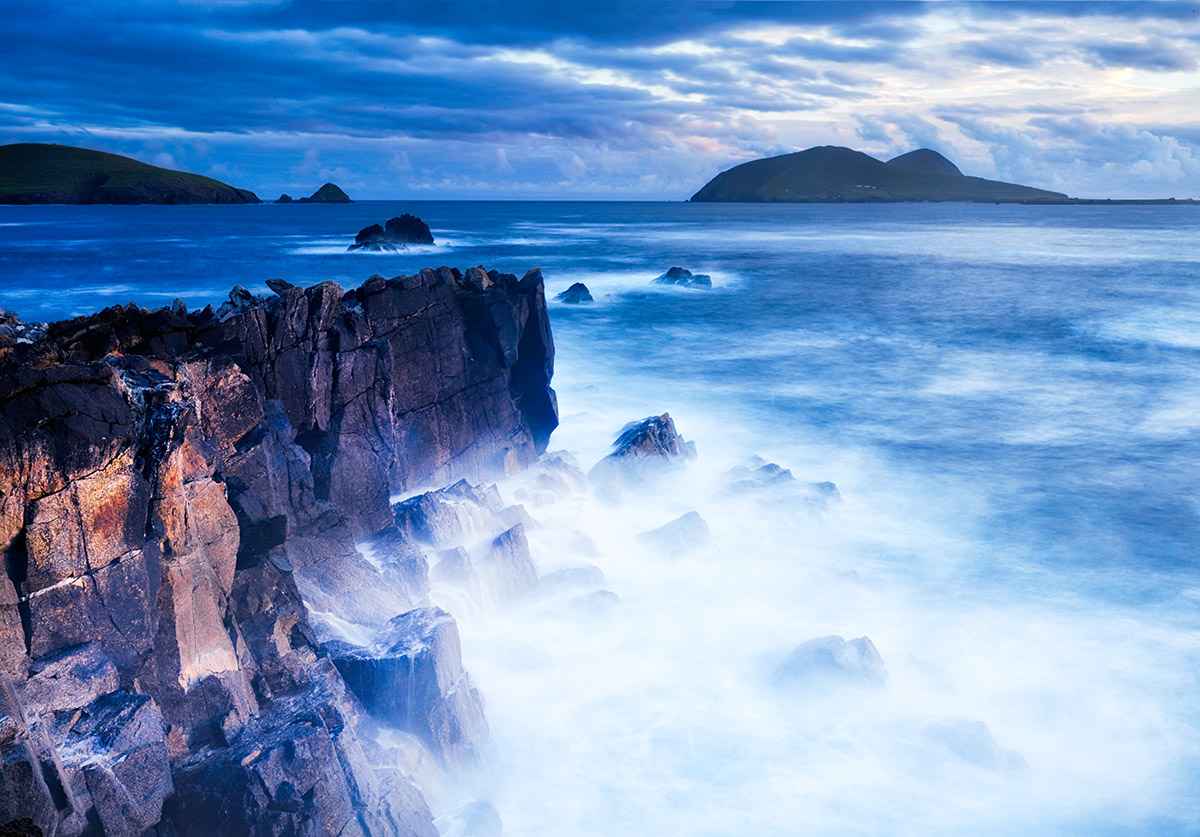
[349,214,434,251]
[652,266,712,289]
[555,282,594,303]
[588,413,695,500]
[0,266,557,834]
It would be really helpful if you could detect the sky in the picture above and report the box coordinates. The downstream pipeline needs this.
[1,0,1198,200]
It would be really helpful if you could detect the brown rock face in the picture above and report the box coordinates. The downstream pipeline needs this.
[0,267,557,835]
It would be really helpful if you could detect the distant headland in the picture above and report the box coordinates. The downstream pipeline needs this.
[690,146,1197,205]
[0,143,260,205]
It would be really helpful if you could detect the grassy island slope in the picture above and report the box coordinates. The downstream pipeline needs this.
[0,143,260,204]
[690,145,1068,203]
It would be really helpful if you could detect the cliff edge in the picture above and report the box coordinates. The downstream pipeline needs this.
[0,266,556,835]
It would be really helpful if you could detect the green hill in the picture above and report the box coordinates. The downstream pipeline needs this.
[690,145,1068,203]
[0,143,260,204]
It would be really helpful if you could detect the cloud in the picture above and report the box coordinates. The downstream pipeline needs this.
[1,1,1198,198]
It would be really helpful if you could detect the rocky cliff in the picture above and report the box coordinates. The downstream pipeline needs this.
[0,265,556,835]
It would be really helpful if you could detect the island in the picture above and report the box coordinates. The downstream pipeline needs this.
[275,182,353,203]
[690,145,1197,204]
[0,143,260,204]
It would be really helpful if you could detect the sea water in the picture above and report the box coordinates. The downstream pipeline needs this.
[2,201,1198,834]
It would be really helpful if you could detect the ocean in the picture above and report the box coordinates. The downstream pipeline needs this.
[2,201,1198,834]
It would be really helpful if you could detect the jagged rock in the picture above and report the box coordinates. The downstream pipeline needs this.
[56,692,174,836]
[431,547,476,588]
[636,511,711,558]
[481,523,539,604]
[652,266,712,289]
[722,459,841,510]
[555,282,593,304]
[0,266,558,832]
[0,818,41,836]
[265,277,295,296]
[348,214,434,251]
[393,480,526,551]
[21,644,118,714]
[588,413,694,500]
[723,459,796,492]
[325,608,488,767]
[275,193,293,204]
[166,667,438,836]
[772,635,887,691]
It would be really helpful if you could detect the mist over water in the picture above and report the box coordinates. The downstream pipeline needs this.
[2,202,1198,833]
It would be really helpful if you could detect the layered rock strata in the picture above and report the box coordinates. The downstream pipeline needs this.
[0,265,556,835]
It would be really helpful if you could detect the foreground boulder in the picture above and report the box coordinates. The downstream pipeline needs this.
[652,267,712,289]
[349,214,435,250]
[0,265,557,834]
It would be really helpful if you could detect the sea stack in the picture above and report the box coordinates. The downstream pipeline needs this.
[349,214,435,251]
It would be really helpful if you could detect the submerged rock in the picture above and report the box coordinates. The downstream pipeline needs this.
[652,266,712,289]
[349,214,434,250]
[924,719,1030,776]
[555,282,594,303]
[637,511,711,558]
[540,563,605,593]
[772,635,887,691]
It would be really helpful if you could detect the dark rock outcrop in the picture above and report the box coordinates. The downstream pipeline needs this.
[652,267,712,289]
[0,266,557,834]
[349,215,435,251]
[555,283,594,303]
[588,413,695,500]
[324,608,488,767]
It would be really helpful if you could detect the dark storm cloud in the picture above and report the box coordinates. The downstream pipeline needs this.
[1,0,1197,199]
[1083,39,1198,71]
[258,0,930,47]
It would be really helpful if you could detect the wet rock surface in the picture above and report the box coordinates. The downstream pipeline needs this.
[588,413,695,500]
[554,282,593,303]
[0,266,557,834]
[349,214,435,250]
[652,266,712,288]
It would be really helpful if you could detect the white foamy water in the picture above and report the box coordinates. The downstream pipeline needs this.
[423,361,1200,835]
